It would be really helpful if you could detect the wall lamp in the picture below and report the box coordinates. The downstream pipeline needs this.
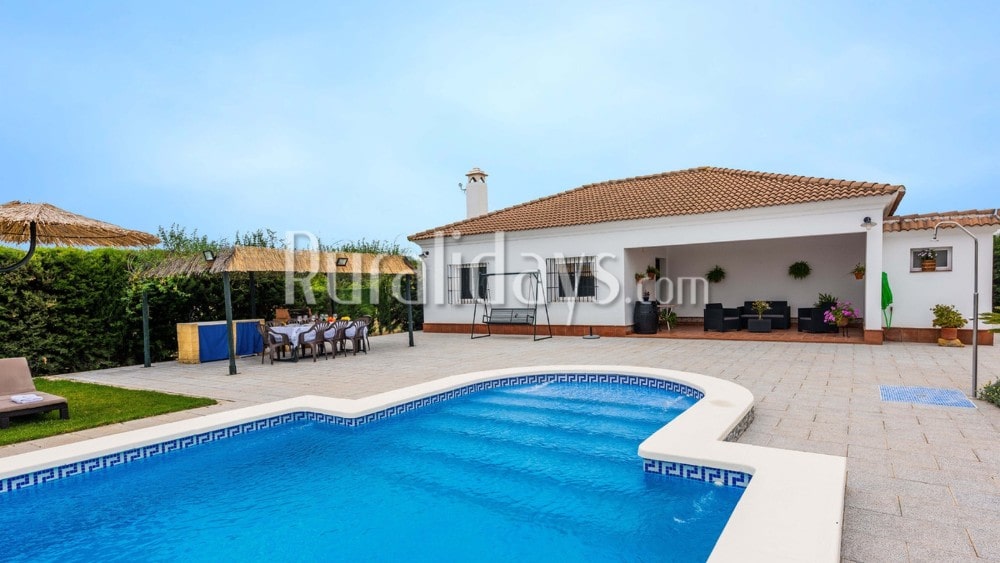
[335,257,348,267]
[203,250,216,262]
[861,216,876,230]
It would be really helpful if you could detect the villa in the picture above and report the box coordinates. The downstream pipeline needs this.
[409,166,999,344]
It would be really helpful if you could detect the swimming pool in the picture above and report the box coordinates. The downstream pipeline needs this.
[1,380,745,561]
[0,366,847,561]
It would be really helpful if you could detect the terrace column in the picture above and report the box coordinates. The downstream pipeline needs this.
[863,224,884,344]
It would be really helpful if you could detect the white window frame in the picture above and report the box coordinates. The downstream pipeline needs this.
[909,246,952,272]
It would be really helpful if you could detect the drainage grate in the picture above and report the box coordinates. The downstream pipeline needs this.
[878,385,976,408]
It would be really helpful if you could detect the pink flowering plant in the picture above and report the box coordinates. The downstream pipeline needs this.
[823,301,858,325]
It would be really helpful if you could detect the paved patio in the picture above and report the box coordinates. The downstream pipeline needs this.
[3,332,999,561]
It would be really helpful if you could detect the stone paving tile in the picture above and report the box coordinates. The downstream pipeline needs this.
[843,507,977,557]
[844,487,901,516]
[1,333,998,559]
[840,530,908,563]
[968,527,1000,559]
[905,542,988,563]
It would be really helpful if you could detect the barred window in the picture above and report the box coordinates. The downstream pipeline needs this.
[546,256,596,302]
[448,263,488,304]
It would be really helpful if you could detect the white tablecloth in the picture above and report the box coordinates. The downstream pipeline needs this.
[269,325,316,344]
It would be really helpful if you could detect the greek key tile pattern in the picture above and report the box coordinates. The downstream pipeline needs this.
[643,459,753,488]
[2,373,705,494]
[724,407,755,442]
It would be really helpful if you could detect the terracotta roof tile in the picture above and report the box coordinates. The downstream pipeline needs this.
[409,166,905,241]
[882,209,1000,232]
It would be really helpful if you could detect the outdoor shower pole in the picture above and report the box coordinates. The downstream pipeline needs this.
[933,221,978,396]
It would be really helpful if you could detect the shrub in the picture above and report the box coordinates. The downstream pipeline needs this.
[931,304,967,329]
[980,379,1000,408]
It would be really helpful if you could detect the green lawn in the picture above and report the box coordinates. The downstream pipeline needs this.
[1,378,216,446]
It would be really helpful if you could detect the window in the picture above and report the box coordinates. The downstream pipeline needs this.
[909,247,952,272]
[546,256,596,302]
[448,263,487,303]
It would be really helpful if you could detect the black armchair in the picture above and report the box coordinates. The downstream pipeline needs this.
[704,303,741,332]
[797,307,837,333]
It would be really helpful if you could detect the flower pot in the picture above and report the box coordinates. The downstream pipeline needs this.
[836,318,849,328]
[853,272,864,280]
[921,259,937,272]
[940,327,958,340]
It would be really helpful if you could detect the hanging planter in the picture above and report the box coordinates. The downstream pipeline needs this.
[788,261,811,280]
[705,265,726,283]
[851,263,865,280]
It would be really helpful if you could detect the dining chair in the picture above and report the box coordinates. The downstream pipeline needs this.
[296,323,325,362]
[325,320,351,358]
[266,329,294,364]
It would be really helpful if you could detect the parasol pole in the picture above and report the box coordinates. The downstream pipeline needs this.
[142,289,151,368]
[223,271,238,375]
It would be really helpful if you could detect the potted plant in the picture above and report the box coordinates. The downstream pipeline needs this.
[788,261,811,280]
[814,293,838,310]
[851,263,865,280]
[751,300,770,319]
[931,304,966,341]
[823,301,858,328]
[917,248,937,271]
[748,300,771,332]
[659,308,678,329]
[634,272,644,283]
[646,265,659,279]
[705,265,726,283]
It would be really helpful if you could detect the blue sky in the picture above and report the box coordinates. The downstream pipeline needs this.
[2,1,997,253]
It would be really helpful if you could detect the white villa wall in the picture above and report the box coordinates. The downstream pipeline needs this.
[882,228,996,328]
[417,196,893,329]
[661,234,867,319]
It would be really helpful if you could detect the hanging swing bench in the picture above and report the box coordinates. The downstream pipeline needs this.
[471,271,552,341]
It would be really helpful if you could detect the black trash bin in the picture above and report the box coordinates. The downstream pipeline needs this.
[633,301,658,334]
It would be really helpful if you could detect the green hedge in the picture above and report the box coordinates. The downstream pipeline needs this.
[0,246,421,376]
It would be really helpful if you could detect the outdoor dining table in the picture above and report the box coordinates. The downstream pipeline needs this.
[269,324,316,344]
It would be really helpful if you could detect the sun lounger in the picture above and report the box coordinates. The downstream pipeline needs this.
[0,357,70,429]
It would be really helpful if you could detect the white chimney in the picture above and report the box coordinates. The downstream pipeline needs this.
[464,167,488,218]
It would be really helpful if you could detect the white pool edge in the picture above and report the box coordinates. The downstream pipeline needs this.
[0,365,845,562]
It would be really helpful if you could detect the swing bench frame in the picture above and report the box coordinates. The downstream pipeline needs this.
[471,270,552,341]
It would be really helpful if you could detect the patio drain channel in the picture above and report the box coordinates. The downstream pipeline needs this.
[878,385,975,408]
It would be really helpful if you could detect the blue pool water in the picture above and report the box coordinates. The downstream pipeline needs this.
[1,382,745,561]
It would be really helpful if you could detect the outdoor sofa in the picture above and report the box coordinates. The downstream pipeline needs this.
[738,301,791,330]
[0,357,69,429]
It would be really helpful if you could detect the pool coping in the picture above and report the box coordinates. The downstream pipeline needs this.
[0,365,846,562]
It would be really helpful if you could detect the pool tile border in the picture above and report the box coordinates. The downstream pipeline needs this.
[1,372,722,494]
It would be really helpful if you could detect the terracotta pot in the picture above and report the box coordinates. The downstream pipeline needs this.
[921,259,937,272]
[940,327,958,340]
[853,272,864,280]
[836,318,849,328]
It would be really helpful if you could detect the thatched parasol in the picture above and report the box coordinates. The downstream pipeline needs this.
[0,200,160,272]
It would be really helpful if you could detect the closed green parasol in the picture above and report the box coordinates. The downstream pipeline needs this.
[881,272,894,328]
